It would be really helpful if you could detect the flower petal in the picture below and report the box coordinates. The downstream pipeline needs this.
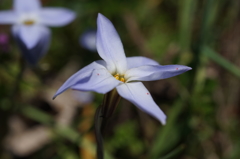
[14,0,41,12]
[0,11,17,24]
[116,82,166,124]
[125,65,192,82]
[96,13,127,74]
[126,56,159,69]
[72,68,121,94]
[17,25,43,49]
[53,61,106,99]
[12,25,51,65]
[39,8,76,27]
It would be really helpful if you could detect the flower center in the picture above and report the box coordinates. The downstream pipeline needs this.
[114,74,125,82]
[23,20,35,25]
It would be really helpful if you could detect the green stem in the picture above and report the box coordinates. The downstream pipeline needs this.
[101,89,121,134]
[94,89,121,159]
[103,89,121,119]
[203,46,240,78]
[11,57,25,111]
[159,145,185,159]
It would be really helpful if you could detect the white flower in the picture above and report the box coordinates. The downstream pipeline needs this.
[0,0,75,64]
[53,13,192,125]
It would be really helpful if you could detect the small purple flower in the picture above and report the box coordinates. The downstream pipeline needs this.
[72,90,94,104]
[53,13,192,125]
[0,0,76,65]
[0,33,8,44]
[0,33,9,52]
[80,30,97,52]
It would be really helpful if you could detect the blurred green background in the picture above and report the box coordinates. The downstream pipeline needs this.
[0,0,240,158]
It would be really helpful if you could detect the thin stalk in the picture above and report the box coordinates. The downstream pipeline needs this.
[159,145,185,159]
[203,46,240,78]
[191,0,217,93]
[94,106,104,159]
[11,57,25,111]
[95,89,121,159]
[179,0,197,52]
[101,89,121,133]
[103,89,121,118]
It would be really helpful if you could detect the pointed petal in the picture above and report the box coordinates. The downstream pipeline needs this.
[0,11,17,24]
[125,65,192,82]
[14,0,41,12]
[39,8,76,27]
[18,25,43,49]
[126,56,159,69]
[12,25,51,65]
[116,82,166,124]
[53,61,107,99]
[96,13,127,74]
[72,68,121,94]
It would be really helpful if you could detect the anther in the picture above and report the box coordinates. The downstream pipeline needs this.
[114,73,125,82]
[24,20,35,25]
[115,76,119,80]
[120,77,125,82]
[114,74,120,80]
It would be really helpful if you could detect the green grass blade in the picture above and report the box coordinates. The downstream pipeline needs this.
[202,46,240,78]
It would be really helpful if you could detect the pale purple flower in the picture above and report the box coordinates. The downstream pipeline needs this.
[0,33,9,52]
[0,0,75,65]
[53,13,192,125]
[72,90,94,104]
[80,29,97,52]
[0,33,9,44]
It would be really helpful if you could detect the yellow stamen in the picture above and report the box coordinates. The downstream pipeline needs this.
[114,74,119,80]
[115,75,119,80]
[114,73,125,82]
[24,20,35,25]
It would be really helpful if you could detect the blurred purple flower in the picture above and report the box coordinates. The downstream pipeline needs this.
[0,33,8,44]
[80,30,97,52]
[72,90,94,104]
[0,33,9,52]
[0,0,76,65]
[53,13,192,125]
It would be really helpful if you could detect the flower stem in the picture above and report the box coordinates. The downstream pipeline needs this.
[11,57,25,111]
[94,89,121,159]
[94,105,104,159]
[101,89,121,134]
[102,89,121,119]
